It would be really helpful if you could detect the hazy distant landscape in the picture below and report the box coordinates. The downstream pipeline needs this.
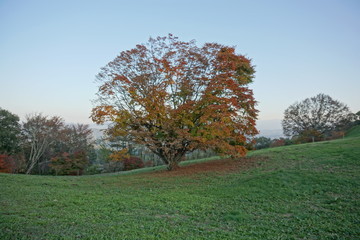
[256,119,284,138]
[90,120,285,141]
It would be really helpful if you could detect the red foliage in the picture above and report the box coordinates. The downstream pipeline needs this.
[123,156,144,171]
[0,154,15,173]
[270,139,285,148]
[50,151,88,175]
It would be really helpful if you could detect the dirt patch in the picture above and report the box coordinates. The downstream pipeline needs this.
[144,156,268,177]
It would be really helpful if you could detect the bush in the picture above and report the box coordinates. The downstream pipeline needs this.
[270,139,285,148]
[50,151,88,175]
[0,154,14,173]
[123,156,144,171]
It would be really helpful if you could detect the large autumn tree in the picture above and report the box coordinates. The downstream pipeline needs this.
[92,35,258,170]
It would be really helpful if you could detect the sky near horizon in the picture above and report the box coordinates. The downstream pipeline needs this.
[1,0,359,131]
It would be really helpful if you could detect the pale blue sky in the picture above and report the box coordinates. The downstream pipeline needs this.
[1,0,359,131]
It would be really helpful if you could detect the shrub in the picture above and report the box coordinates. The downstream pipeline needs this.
[50,151,88,175]
[0,154,14,173]
[270,139,285,148]
[123,156,144,171]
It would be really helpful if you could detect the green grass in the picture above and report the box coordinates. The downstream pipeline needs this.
[346,125,360,138]
[1,127,360,239]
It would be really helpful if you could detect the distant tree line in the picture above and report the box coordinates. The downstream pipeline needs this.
[0,108,218,175]
[1,94,357,174]
[0,110,95,175]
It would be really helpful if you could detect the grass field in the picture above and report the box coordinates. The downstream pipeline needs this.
[1,127,360,239]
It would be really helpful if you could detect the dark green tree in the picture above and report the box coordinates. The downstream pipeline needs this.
[355,111,360,125]
[0,108,21,154]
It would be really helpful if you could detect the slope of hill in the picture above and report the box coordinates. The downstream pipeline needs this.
[346,125,360,138]
[1,126,359,239]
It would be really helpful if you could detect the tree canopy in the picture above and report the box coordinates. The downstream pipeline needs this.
[92,34,258,170]
[282,93,354,140]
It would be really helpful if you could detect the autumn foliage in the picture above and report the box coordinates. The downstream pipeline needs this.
[0,154,14,173]
[123,156,144,171]
[92,34,258,170]
[50,151,88,175]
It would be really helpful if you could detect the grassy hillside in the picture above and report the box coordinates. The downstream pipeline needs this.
[346,125,360,138]
[1,127,360,239]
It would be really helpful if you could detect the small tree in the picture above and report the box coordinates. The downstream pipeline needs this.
[92,34,258,170]
[65,124,94,154]
[50,124,94,160]
[282,94,354,140]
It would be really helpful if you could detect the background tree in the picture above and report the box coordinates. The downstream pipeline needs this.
[50,124,94,158]
[46,123,94,175]
[22,114,64,174]
[0,108,21,154]
[92,34,258,170]
[282,94,354,141]
[50,151,88,175]
[22,114,94,175]
[354,111,360,125]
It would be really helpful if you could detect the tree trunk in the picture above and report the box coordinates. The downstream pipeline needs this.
[150,147,187,171]
[167,160,179,171]
[26,161,36,174]
[166,154,185,171]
